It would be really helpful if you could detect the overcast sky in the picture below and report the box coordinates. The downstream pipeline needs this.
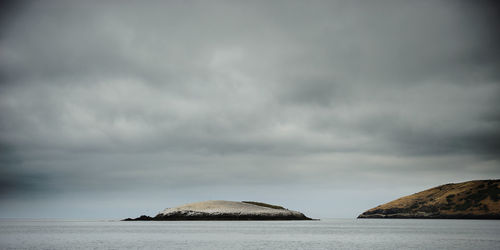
[0,0,499,219]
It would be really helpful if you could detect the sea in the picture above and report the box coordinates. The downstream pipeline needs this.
[1,219,499,249]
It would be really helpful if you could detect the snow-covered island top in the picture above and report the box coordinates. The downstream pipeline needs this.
[124,200,313,220]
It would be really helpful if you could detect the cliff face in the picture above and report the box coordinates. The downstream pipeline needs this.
[358,180,500,219]
[124,200,312,221]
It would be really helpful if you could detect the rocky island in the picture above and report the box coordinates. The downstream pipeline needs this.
[123,200,313,220]
[358,179,500,219]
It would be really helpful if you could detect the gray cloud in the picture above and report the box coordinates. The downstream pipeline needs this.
[0,0,499,218]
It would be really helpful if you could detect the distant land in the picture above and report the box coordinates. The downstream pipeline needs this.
[123,200,313,220]
[358,179,500,219]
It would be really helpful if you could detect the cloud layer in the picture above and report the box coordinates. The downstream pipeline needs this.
[0,0,499,218]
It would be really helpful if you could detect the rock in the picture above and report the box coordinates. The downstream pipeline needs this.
[124,200,313,221]
[358,179,500,219]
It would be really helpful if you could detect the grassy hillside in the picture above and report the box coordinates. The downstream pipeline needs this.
[358,180,500,219]
[242,201,286,210]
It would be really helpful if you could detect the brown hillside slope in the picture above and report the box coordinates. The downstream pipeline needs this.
[358,180,500,219]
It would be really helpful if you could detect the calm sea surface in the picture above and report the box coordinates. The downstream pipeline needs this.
[1,219,499,249]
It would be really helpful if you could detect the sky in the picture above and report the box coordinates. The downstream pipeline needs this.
[0,0,499,219]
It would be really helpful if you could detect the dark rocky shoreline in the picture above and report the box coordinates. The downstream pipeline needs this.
[123,211,313,221]
[122,214,313,221]
[358,212,500,219]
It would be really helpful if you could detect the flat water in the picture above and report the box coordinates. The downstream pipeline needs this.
[1,219,499,249]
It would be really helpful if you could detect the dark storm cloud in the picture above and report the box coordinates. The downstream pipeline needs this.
[0,0,499,217]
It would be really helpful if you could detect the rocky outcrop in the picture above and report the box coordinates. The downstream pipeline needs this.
[358,180,500,219]
[123,200,313,221]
